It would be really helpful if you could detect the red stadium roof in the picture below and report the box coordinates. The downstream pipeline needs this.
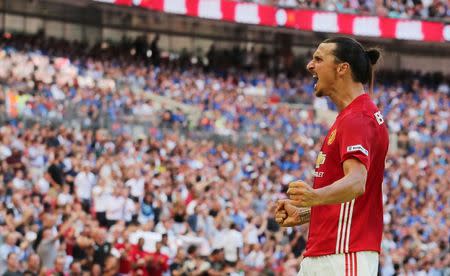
[95,0,449,43]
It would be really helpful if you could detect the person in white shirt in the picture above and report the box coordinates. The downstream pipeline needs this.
[242,215,266,245]
[92,178,113,227]
[160,233,177,262]
[0,141,12,160]
[106,187,135,227]
[0,233,24,275]
[12,170,26,190]
[74,162,96,213]
[57,184,74,207]
[99,155,121,181]
[36,173,51,194]
[214,223,243,266]
[125,169,145,201]
[243,243,265,269]
[122,188,136,224]
[223,223,243,266]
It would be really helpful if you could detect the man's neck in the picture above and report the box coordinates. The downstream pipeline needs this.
[329,83,365,112]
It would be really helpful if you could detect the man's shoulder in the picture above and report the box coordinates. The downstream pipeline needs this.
[338,110,376,126]
[341,96,379,118]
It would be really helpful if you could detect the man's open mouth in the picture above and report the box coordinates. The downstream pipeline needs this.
[312,74,318,89]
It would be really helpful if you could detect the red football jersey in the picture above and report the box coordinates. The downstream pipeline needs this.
[304,94,389,257]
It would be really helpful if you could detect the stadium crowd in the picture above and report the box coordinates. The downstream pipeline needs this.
[239,0,449,19]
[0,34,449,276]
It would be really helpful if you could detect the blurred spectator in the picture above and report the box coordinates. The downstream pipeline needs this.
[129,237,150,275]
[146,241,169,276]
[239,0,450,19]
[44,255,68,276]
[0,233,24,275]
[36,228,60,269]
[3,252,21,276]
[23,254,40,276]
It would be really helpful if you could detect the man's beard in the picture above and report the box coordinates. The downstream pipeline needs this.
[315,88,324,97]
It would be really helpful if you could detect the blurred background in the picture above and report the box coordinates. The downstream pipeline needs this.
[0,0,448,275]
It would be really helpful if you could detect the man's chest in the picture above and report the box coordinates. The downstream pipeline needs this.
[313,126,343,187]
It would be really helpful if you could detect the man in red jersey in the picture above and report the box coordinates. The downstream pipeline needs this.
[146,242,169,276]
[129,238,150,276]
[275,37,388,276]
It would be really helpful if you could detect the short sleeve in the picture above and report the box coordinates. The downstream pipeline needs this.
[338,114,376,171]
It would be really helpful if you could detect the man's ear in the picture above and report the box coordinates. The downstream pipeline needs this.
[337,62,350,76]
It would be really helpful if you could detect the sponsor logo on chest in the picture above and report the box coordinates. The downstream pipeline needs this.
[313,171,324,178]
[315,151,326,169]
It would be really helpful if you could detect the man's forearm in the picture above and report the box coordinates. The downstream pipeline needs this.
[315,171,365,205]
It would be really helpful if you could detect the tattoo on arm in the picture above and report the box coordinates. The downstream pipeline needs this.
[297,208,311,225]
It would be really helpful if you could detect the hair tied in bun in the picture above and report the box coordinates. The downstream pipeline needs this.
[366,49,380,66]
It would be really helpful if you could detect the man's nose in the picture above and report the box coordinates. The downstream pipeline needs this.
[306,60,314,72]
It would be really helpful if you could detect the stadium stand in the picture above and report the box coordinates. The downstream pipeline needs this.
[239,0,450,19]
[0,32,448,275]
[0,0,449,273]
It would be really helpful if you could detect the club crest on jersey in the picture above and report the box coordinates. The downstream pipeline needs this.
[346,144,369,156]
[327,129,337,145]
[315,151,326,168]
